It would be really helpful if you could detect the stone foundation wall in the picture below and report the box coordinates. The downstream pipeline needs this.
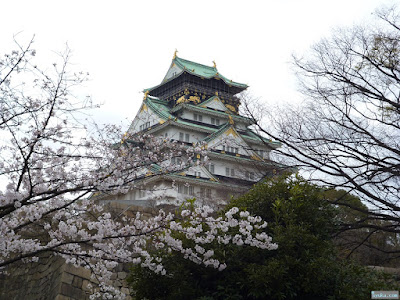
[0,253,131,300]
[0,203,165,300]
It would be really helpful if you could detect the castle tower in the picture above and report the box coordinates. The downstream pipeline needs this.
[102,54,283,208]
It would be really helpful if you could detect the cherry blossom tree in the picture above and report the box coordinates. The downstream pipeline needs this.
[0,39,277,298]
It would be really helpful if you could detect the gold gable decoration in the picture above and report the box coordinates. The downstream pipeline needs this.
[176,95,201,105]
[226,104,236,113]
[176,96,186,104]
[140,103,148,112]
[251,154,262,161]
[188,96,200,104]
[225,127,238,137]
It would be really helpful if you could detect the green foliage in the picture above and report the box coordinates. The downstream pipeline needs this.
[128,174,396,300]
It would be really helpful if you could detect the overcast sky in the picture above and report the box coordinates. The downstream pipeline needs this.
[1,0,396,128]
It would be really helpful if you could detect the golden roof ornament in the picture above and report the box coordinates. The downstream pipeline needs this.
[226,104,236,113]
[212,60,217,68]
[176,96,186,104]
[188,96,201,104]
[173,49,178,59]
[228,115,234,125]
[143,90,149,100]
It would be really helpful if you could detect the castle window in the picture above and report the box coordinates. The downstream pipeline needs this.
[189,186,194,196]
[211,117,220,125]
[246,171,255,180]
[226,168,235,177]
[177,183,189,195]
[205,163,215,173]
[206,188,211,198]
[139,190,147,198]
[194,113,203,122]
[179,132,184,141]
[185,133,190,142]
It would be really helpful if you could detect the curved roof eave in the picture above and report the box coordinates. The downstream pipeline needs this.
[144,56,248,92]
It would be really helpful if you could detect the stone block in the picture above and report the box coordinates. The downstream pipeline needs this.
[55,294,72,300]
[82,279,92,292]
[121,287,130,295]
[60,282,86,299]
[114,279,122,287]
[76,267,92,280]
[64,263,79,274]
[61,272,74,285]
[65,264,92,280]
[72,276,83,288]
[117,272,127,280]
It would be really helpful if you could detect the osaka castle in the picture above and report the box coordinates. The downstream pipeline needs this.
[103,53,283,208]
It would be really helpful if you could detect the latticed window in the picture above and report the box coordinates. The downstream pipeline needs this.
[226,168,235,177]
[200,187,205,197]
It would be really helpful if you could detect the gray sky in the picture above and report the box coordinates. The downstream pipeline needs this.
[1,0,396,128]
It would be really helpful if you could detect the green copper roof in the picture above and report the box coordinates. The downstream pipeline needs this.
[145,56,248,92]
[144,97,280,148]
[202,123,231,143]
[240,130,281,148]
[173,56,248,89]
[145,96,174,120]
[170,102,254,125]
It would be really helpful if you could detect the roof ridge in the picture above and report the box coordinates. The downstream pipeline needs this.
[202,123,231,143]
[175,56,216,70]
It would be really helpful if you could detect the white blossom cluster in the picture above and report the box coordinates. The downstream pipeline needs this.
[0,41,277,298]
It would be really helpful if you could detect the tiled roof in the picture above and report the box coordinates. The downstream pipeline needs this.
[173,56,248,89]
[170,102,254,124]
[145,56,248,93]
